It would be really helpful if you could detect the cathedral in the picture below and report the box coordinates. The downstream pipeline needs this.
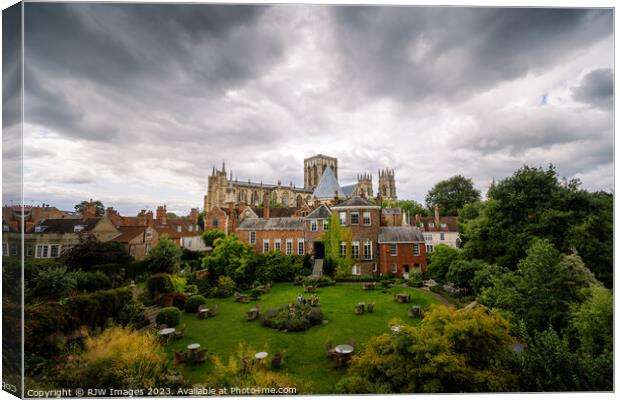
[204,154,397,211]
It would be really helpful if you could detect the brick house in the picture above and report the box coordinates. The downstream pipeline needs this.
[378,226,427,278]
[236,212,307,256]
[115,225,159,260]
[414,206,460,254]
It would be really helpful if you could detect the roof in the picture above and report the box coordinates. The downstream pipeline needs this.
[382,208,402,215]
[116,225,148,243]
[418,216,459,232]
[234,180,313,193]
[341,183,357,197]
[305,204,332,219]
[379,226,425,243]
[29,218,101,234]
[250,207,298,218]
[332,196,378,208]
[236,217,305,231]
[312,167,344,199]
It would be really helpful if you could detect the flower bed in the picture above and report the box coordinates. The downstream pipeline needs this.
[260,303,324,332]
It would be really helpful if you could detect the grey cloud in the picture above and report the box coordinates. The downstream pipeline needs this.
[3,3,22,129]
[572,68,613,109]
[329,7,612,104]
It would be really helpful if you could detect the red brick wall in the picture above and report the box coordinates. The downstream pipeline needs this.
[237,229,307,256]
[204,208,229,234]
[378,242,426,276]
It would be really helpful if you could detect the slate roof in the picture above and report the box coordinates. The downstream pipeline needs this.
[332,196,377,208]
[29,218,101,234]
[312,167,345,199]
[379,226,425,243]
[236,217,305,230]
[234,180,313,193]
[305,204,332,219]
[250,207,298,218]
[382,208,402,215]
[419,216,459,232]
[341,183,357,197]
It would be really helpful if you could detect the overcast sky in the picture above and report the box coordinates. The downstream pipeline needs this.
[4,3,614,215]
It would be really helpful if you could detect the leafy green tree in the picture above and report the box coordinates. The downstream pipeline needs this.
[202,229,226,248]
[382,199,427,217]
[479,239,595,333]
[165,212,178,220]
[74,200,105,217]
[425,175,480,216]
[320,213,353,276]
[30,266,78,299]
[202,235,257,285]
[470,263,506,296]
[336,306,518,393]
[197,211,205,230]
[428,244,460,282]
[145,235,182,274]
[60,234,131,270]
[569,285,613,356]
[445,259,487,292]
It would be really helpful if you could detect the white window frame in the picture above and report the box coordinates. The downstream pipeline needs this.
[424,233,433,241]
[440,232,445,241]
[428,222,435,228]
[390,243,398,256]
[146,230,153,240]
[36,244,49,258]
[350,212,359,225]
[297,239,304,255]
[363,240,372,260]
[11,243,18,256]
[352,241,360,259]
[26,245,33,257]
[426,244,434,253]
[50,244,61,258]
[274,239,281,252]
[311,219,318,231]
[286,239,293,255]
[352,264,361,276]
[391,264,397,274]
[363,212,371,225]
[323,220,329,231]
[340,241,346,257]
[2,243,8,256]
[339,212,347,225]
[263,239,270,253]
[250,231,256,244]
[372,263,377,272]
[413,243,420,256]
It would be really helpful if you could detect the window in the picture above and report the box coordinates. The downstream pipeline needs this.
[74,225,85,233]
[413,243,420,256]
[390,243,398,256]
[130,246,136,257]
[339,212,347,225]
[352,265,361,275]
[391,264,398,274]
[363,240,372,260]
[440,232,445,241]
[50,245,60,258]
[350,212,359,225]
[311,219,318,231]
[426,244,434,253]
[274,239,281,252]
[372,263,377,272]
[250,231,256,244]
[340,241,346,257]
[286,239,293,255]
[263,239,270,253]
[2,243,7,256]
[26,245,33,257]
[146,230,153,240]
[424,233,433,241]
[36,245,49,258]
[440,223,447,228]
[2,225,8,232]
[11,244,17,256]
[297,239,304,255]
[34,226,45,233]
[428,222,434,228]
[363,212,371,225]
[352,241,360,259]
[177,226,182,233]
[323,220,329,231]
[188,225,193,232]
[213,217,219,227]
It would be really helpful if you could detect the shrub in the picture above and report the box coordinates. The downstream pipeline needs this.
[184,295,208,313]
[125,260,150,280]
[307,307,324,325]
[156,307,181,327]
[407,279,423,288]
[117,299,148,328]
[284,317,311,331]
[184,284,198,295]
[170,275,187,293]
[299,276,335,287]
[335,275,380,283]
[156,292,187,310]
[215,275,236,297]
[30,266,78,299]
[146,273,174,298]
[76,270,113,291]
[65,288,133,329]
[261,304,323,332]
[145,235,182,274]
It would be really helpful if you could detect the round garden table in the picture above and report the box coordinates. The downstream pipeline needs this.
[335,344,354,354]
[187,343,201,351]
[158,327,176,336]
[255,352,269,360]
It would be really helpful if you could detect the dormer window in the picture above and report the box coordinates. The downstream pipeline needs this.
[74,225,85,233]
[188,225,193,232]
[177,226,182,233]
[2,225,8,232]
[34,225,46,233]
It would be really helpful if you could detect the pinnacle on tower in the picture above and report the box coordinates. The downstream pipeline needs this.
[212,165,215,176]
[222,160,226,173]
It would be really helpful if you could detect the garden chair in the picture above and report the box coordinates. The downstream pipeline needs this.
[246,309,258,321]
[271,352,284,369]
[408,305,422,318]
[366,303,375,312]
[331,354,343,369]
[193,349,208,364]
[174,350,188,364]
[347,338,356,348]
[174,325,185,340]
[159,323,169,330]
[208,304,218,317]
[234,292,243,302]
[324,340,337,359]
[354,305,364,315]
[240,356,252,374]
[197,305,208,320]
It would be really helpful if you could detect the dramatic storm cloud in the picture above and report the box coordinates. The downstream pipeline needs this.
[14,3,613,214]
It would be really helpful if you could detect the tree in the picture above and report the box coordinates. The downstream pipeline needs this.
[29,266,78,299]
[336,306,518,393]
[60,234,131,270]
[74,200,105,217]
[202,229,226,248]
[320,213,353,276]
[165,212,178,220]
[425,175,480,216]
[428,244,460,282]
[202,235,257,285]
[445,259,487,292]
[479,239,595,333]
[569,285,613,357]
[145,235,182,274]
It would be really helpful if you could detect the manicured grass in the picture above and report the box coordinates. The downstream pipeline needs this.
[165,283,441,394]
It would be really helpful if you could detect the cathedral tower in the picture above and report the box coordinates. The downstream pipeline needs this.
[378,168,397,202]
[304,154,338,189]
[354,173,373,198]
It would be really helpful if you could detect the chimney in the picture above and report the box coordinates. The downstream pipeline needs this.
[82,199,97,219]
[146,210,154,226]
[137,210,147,226]
[263,202,270,220]
[415,213,421,226]
[376,192,383,206]
[189,208,199,224]
[334,190,339,204]
[156,205,167,225]
[434,205,440,227]
[105,207,116,217]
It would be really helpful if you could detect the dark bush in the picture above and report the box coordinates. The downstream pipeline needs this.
[184,295,208,313]
[60,234,131,270]
[66,288,133,328]
[195,278,212,296]
[285,317,311,331]
[76,270,113,291]
[335,275,380,283]
[261,304,323,332]
[307,307,324,325]
[181,248,204,261]
[157,292,187,310]
[407,279,423,288]
[117,299,148,328]
[126,260,150,280]
[156,307,181,327]
[295,276,335,287]
[146,273,174,298]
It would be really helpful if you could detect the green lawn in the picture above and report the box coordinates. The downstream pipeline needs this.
[165,283,441,394]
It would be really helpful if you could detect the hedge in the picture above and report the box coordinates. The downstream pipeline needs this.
[65,287,133,328]
[156,307,181,327]
[146,273,174,297]
[335,275,380,283]
[184,295,208,313]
